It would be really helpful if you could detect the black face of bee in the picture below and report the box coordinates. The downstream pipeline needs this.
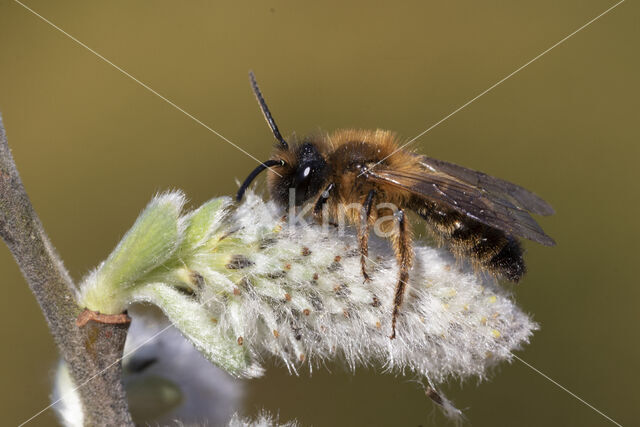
[288,142,329,206]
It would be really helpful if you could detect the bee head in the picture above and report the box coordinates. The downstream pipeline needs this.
[236,72,329,207]
[266,141,328,207]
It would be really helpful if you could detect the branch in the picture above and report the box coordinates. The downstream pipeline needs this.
[0,115,133,426]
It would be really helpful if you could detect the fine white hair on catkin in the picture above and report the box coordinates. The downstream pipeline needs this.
[228,411,299,427]
[185,191,537,384]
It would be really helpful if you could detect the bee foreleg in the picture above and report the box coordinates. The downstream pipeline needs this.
[359,189,376,282]
[313,182,335,221]
[390,209,413,339]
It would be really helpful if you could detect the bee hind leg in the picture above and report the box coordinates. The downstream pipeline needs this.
[358,190,376,282]
[390,209,413,339]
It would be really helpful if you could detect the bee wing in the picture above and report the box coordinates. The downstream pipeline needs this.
[365,166,556,246]
[418,155,555,216]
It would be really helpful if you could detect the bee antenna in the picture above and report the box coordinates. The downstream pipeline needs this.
[249,71,289,149]
[236,159,283,201]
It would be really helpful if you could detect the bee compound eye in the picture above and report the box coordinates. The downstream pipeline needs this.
[293,165,315,205]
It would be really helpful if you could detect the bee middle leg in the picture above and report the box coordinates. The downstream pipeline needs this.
[358,189,376,282]
[390,209,413,339]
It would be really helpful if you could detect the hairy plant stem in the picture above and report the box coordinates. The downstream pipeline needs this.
[0,115,133,426]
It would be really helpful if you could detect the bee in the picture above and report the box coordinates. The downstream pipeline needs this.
[237,72,555,339]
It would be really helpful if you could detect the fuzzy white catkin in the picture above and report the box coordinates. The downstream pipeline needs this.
[53,312,245,426]
[78,190,538,419]
[228,411,299,427]
[52,362,83,427]
[122,308,245,425]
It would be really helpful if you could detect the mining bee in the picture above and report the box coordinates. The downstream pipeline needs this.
[237,72,555,339]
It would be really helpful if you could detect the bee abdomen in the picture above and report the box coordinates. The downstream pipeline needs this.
[488,236,525,282]
[412,201,525,282]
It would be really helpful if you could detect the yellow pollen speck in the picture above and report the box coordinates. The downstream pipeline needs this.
[488,295,497,304]
[480,316,487,325]
[375,321,381,329]
[463,304,469,311]
[491,329,501,338]
[273,224,282,233]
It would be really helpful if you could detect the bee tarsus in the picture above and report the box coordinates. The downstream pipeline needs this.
[358,189,377,281]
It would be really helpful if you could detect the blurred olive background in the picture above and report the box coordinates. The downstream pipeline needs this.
[1,1,638,426]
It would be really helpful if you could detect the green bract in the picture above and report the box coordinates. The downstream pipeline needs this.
[80,193,185,314]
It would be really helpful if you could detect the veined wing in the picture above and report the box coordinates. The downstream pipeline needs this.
[365,167,556,246]
[418,155,555,216]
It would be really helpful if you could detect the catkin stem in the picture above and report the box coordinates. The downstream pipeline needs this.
[0,115,133,426]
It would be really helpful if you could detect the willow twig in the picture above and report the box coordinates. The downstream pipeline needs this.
[0,115,133,426]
